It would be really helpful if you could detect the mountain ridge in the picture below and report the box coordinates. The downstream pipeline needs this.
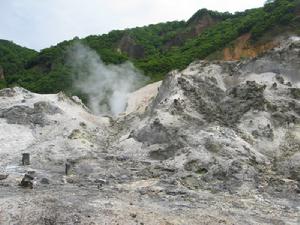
[0,0,299,97]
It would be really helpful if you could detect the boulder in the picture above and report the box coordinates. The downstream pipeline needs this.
[20,174,34,189]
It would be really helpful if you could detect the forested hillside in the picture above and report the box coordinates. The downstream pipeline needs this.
[0,40,37,89]
[0,0,299,96]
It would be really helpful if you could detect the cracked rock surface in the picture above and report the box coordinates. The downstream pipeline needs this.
[0,37,300,224]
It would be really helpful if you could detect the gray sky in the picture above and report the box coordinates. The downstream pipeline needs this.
[0,0,266,50]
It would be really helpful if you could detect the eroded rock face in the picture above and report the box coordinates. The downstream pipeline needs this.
[163,13,221,51]
[118,35,145,59]
[0,105,47,126]
[0,37,300,224]
[117,37,300,222]
[0,101,62,126]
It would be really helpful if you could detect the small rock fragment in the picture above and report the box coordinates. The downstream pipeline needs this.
[0,174,8,180]
[130,213,137,218]
[95,179,107,189]
[275,75,284,84]
[271,82,277,90]
[40,178,50,184]
[286,82,292,87]
[79,122,87,128]
[20,174,34,189]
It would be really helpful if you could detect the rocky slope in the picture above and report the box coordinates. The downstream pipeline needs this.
[221,33,279,61]
[0,37,300,225]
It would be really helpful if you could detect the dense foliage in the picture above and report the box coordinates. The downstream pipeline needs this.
[0,0,299,95]
[0,40,37,77]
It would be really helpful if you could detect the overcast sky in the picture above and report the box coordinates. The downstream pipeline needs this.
[0,0,266,50]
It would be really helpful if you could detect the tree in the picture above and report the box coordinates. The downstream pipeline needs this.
[265,0,275,4]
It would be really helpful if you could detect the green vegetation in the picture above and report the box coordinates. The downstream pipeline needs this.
[0,80,6,89]
[0,39,37,80]
[0,0,299,96]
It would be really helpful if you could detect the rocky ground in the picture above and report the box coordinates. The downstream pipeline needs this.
[0,37,300,225]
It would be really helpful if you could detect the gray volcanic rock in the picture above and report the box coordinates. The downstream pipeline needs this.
[0,37,300,224]
[0,101,61,126]
[0,105,48,126]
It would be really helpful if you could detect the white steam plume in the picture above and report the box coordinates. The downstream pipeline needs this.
[68,43,148,116]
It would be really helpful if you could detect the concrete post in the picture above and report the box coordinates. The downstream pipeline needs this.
[22,153,30,165]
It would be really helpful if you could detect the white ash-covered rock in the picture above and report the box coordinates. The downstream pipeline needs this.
[0,37,300,225]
